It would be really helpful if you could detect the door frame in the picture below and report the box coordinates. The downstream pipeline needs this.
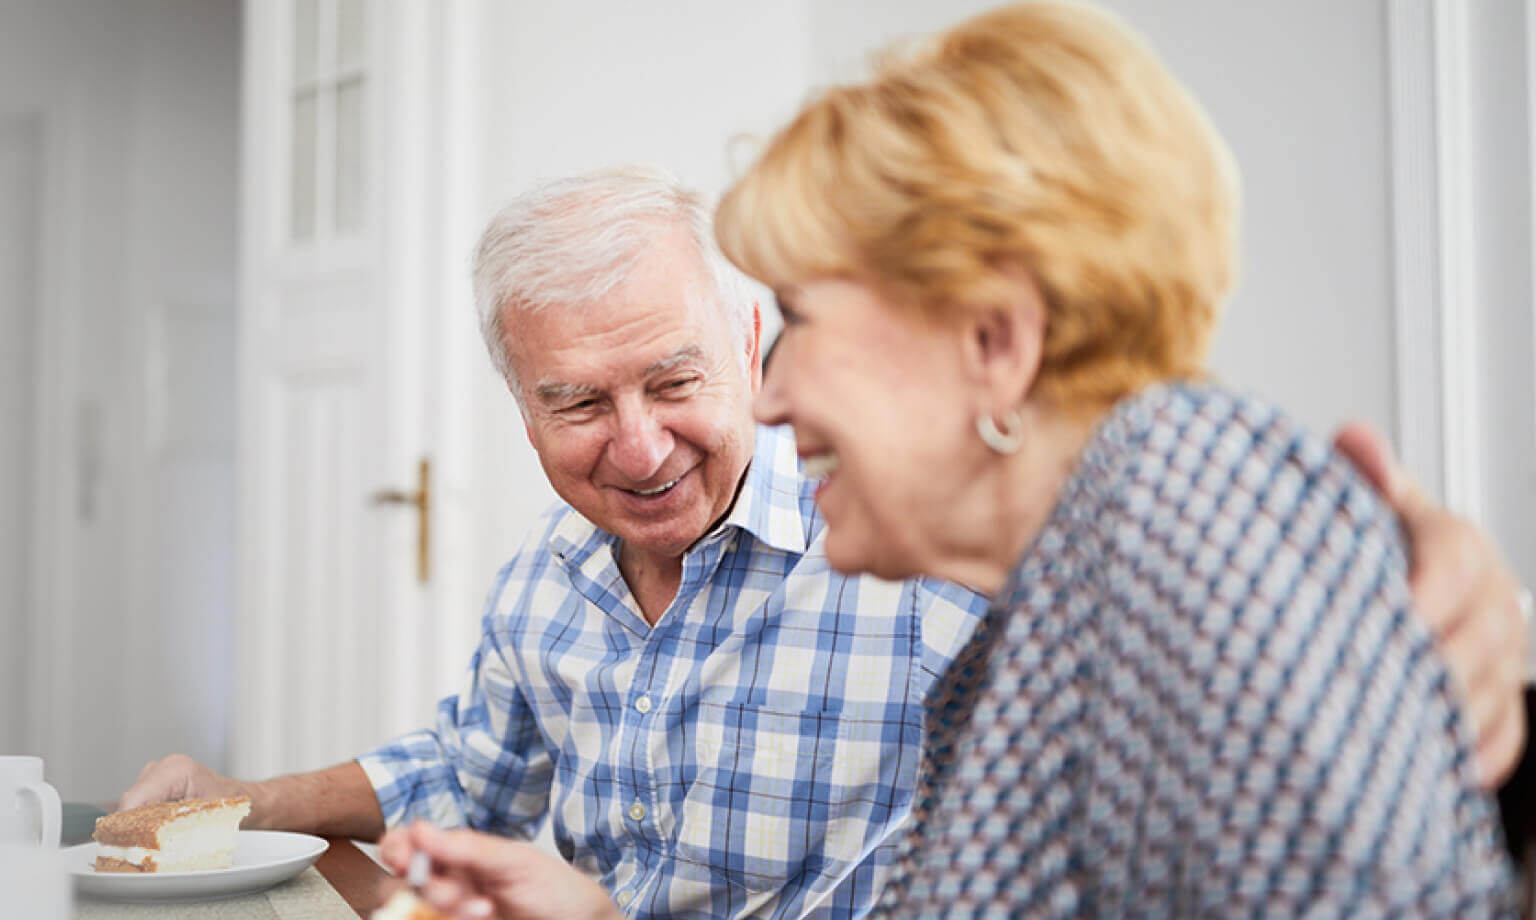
[1387,0,1483,516]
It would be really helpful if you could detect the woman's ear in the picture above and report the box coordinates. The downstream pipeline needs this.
[960,269,1047,408]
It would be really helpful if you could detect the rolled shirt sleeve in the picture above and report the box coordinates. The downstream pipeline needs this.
[357,580,556,839]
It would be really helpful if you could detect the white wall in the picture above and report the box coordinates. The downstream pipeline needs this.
[0,0,239,800]
[2,0,137,800]
[1133,0,1397,441]
[121,0,241,785]
[0,113,42,757]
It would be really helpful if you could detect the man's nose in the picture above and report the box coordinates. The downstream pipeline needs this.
[609,403,673,481]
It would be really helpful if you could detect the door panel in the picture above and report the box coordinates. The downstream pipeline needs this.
[281,376,381,763]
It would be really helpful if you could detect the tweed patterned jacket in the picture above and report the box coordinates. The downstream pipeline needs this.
[876,384,1517,919]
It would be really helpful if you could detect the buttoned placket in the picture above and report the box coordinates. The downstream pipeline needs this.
[613,525,740,899]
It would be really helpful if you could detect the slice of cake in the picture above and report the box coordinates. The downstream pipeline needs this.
[372,889,451,920]
[93,796,251,873]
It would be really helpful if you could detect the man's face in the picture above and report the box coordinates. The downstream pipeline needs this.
[506,230,762,563]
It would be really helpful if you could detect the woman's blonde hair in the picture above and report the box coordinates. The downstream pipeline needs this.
[716,1,1240,408]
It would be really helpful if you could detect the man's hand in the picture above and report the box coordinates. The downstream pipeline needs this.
[118,754,249,812]
[115,758,385,838]
[378,821,621,920]
[1334,421,1529,788]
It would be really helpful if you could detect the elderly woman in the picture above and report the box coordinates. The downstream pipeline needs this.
[378,4,1527,917]
[711,2,1519,915]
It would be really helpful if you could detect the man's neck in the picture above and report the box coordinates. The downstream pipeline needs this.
[614,458,754,626]
[617,543,685,626]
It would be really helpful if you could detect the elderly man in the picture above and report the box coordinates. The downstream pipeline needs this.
[122,168,1528,919]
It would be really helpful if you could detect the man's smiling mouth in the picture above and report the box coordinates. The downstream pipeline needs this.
[627,474,683,497]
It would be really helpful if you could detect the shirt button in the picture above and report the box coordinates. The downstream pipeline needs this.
[616,890,633,908]
[628,802,647,821]
[634,694,652,714]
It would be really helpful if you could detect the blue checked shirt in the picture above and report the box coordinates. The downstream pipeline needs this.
[357,424,990,918]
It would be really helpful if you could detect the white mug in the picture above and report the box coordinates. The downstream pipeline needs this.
[0,756,61,848]
[0,844,71,917]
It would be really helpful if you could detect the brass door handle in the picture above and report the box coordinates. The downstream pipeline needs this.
[370,458,431,582]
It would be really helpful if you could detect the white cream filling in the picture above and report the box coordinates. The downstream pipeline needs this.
[96,844,157,865]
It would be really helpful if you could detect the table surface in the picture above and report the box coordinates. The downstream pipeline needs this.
[314,838,392,916]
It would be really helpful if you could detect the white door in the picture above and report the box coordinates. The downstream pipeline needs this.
[0,113,42,755]
[235,0,471,777]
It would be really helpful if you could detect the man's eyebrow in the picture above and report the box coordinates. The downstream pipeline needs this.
[645,344,704,376]
[534,380,601,404]
[534,345,704,404]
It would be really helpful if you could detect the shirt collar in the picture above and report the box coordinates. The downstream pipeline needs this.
[547,423,808,568]
[716,423,808,555]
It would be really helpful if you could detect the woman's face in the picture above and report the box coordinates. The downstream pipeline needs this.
[755,279,981,579]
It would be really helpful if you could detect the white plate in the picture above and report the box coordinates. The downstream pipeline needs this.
[61,830,329,902]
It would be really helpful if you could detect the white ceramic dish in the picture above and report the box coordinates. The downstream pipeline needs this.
[62,830,328,902]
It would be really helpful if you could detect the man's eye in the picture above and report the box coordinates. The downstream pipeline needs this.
[659,377,699,395]
[561,400,598,415]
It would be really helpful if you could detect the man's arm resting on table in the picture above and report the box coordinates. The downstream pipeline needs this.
[245,761,384,839]
[118,754,385,840]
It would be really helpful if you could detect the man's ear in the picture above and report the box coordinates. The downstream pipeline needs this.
[960,270,1047,411]
[747,301,764,393]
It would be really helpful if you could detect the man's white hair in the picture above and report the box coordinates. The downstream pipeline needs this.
[472,165,756,403]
